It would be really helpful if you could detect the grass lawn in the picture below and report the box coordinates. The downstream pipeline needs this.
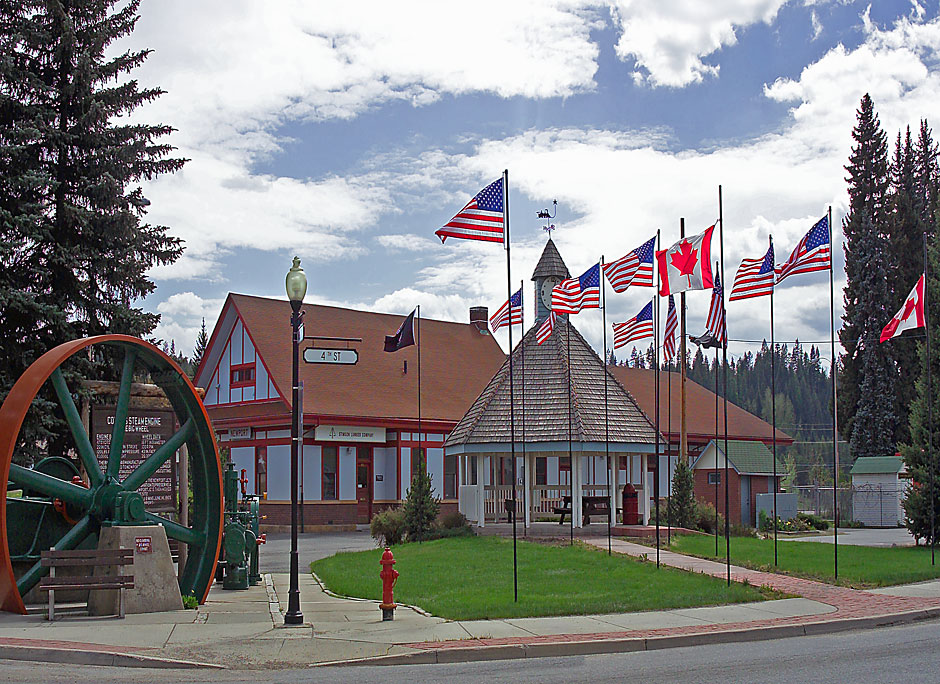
[310,535,775,620]
[671,534,940,588]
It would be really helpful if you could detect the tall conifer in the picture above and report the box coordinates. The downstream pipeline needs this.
[0,1,185,462]
[839,94,895,454]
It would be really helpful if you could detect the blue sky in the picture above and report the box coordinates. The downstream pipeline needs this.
[122,0,940,364]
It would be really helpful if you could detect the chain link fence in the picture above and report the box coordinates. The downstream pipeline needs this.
[792,484,907,527]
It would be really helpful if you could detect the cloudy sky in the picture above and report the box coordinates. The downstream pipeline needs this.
[122,0,940,365]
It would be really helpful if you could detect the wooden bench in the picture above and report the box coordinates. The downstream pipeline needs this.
[39,548,134,621]
[554,495,612,525]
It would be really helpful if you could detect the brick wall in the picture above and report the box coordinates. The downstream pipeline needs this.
[694,468,742,525]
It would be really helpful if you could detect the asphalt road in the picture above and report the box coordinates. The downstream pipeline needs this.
[6,617,940,683]
[260,529,378,573]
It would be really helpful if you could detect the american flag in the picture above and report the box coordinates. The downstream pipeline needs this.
[703,272,726,347]
[613,301,653,349]
[435,177,505,244]
[536,311,557,345]
[776,216,830,284]
[551,263,601,314]
[730,242,775,301]
[490,287,522,332]
[602,236,656,292]
[663,295,678,362]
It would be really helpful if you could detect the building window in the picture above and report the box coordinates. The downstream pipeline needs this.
[230,363,255,388]
[410,447,426,483]
[536,457,547,485]
[444,453,457,499]
[322,446,338,500]
[708,471,721,485]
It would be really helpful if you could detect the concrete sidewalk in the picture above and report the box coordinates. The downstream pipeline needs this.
[0,540,939,669]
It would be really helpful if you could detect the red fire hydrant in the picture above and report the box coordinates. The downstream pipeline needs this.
[379,547,399,621]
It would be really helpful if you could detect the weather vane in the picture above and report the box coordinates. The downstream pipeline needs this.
[537,199,557,236]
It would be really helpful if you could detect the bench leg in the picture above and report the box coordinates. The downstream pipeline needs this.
[119,587,125,619]
[48,589,54,622]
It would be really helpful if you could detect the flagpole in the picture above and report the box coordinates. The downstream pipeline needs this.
[660,230,670,547]
[602,256,611,555]
[714,345,719,555]
[520,280,527,538]
[567,314,573,546]
[828,205,839,580]
[720,186,730,586]
[417,305,422,486]
[925,231,934,566]
[680,219,688,475]
[654,291,661,568]
[770,235,778,566]
[502,169,518,602]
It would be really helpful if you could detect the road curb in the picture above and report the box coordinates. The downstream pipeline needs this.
[317,607,940,667]
[0,643,223,669]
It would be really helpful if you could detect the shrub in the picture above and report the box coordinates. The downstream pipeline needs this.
[730,523,758,538]
[693,499,724,535]
[182,594,198,610]
[439,510,470,530]
[796,512,829,531]
[370,507,406,546]
[403,460,440,542]
[758,510,811,533]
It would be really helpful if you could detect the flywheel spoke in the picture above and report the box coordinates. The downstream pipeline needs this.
[122,418,194,492]
[107,347,138,479]
[15,515,93,597]
[50,369,104,486]
[8,464,93,509]
[144,513,205,547]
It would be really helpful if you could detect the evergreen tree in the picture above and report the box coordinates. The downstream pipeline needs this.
[192,318,209,372]
[901,236,940,545]
[839,94,894,454]
[668,459,695,529]
[0,1,185,463]
[403,458,439,542]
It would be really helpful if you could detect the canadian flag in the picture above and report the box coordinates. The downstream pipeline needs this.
[880,274,926,343]
[656,225,715,296]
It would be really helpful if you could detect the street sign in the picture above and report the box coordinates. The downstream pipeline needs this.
[303,348,359,365]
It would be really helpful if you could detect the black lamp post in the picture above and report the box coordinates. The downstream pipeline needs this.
[284,256,306,625]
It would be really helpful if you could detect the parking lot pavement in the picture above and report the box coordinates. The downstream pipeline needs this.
[260,529,378,573]
[780,527,916,547]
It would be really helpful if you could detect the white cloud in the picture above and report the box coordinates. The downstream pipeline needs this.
[153,292,225,355]
[376,234,437,252]
[608,0,788,87]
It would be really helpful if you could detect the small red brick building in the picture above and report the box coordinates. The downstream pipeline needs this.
[691,439,786,526]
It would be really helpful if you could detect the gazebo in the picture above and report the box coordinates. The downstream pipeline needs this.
[447,239,662,528]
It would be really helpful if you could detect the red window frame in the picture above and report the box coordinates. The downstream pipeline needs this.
[230,362,256,388]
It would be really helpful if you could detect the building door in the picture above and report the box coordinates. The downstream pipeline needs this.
[740,475,752,526]
[356,447,373,523]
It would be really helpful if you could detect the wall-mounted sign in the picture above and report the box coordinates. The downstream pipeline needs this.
[135,536,152,553]
[303,348,359,365]
[229,427,251,440]
[314,425,386,443]
[375,474,384,482]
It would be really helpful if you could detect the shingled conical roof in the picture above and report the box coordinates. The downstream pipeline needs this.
[531,238,570,280]
[445,317,659,449]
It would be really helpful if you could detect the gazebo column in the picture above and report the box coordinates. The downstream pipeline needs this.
[609,454,619,526]
[476,454,485,528]
[573,453,583,528]
[524,452,533,528]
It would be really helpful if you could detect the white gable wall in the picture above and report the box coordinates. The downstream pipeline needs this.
[202,313,280,406]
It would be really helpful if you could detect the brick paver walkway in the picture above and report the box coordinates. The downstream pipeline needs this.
[400,537,940,651]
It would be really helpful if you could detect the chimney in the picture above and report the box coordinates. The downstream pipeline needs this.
[469,306,489,334]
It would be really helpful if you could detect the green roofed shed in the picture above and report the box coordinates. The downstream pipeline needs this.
[849,456,905,475]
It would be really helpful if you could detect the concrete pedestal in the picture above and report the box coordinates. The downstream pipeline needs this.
[87,525,183,616]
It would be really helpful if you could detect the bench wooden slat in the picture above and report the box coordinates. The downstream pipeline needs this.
[41,556,134,568]
[39,575,134,589]
[41,549,133,560]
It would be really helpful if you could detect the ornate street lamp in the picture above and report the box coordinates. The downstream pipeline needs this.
[284,256,306,625]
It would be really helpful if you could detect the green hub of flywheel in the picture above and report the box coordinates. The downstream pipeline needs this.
[88,482,146,525]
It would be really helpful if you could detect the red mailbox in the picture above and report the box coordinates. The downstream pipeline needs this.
[622,483,640,525]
